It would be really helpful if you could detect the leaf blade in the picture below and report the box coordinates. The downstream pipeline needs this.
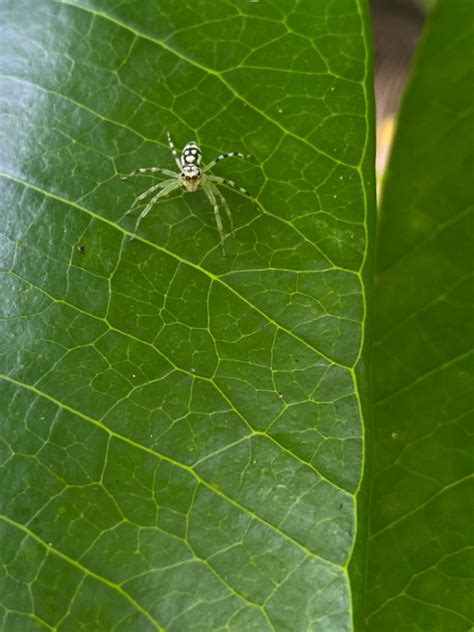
[0,1,375,629]
[366,0,474,629]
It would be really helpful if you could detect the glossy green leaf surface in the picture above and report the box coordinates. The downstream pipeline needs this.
[366,1,474,630]
[0,1,374,630]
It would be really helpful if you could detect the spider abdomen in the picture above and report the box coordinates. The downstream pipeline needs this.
[181,142,202,166]
[180,142,202,191]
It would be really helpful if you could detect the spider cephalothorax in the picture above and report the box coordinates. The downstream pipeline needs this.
[121,131,255,255]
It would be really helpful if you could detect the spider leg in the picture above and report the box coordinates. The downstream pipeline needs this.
[208,181,234,237]
[167,131,183,170]
[201,182,227,256]
[206,174,252,199]
[202,151,250,173]
[206,174,260,210]
[124,178,176,216]
[121,167,177,180]
[133,180,183,233]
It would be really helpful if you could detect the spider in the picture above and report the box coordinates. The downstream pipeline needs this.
[121,131,256,255]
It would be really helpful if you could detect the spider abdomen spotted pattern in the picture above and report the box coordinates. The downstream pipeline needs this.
[180,141,202,190]
[121,131,255,255]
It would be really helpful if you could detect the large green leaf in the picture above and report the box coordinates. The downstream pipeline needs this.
[0,1,375,629]
[366,1,474,630]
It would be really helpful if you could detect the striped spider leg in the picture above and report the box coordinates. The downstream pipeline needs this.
[120,131,256,255]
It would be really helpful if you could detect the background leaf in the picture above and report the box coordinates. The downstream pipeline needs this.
[0,0,374,630]
[366,0,474,629]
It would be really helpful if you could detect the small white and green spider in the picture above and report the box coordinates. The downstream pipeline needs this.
[121,131,255,255]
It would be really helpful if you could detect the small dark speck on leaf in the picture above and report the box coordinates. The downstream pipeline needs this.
[76,244,86,254]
